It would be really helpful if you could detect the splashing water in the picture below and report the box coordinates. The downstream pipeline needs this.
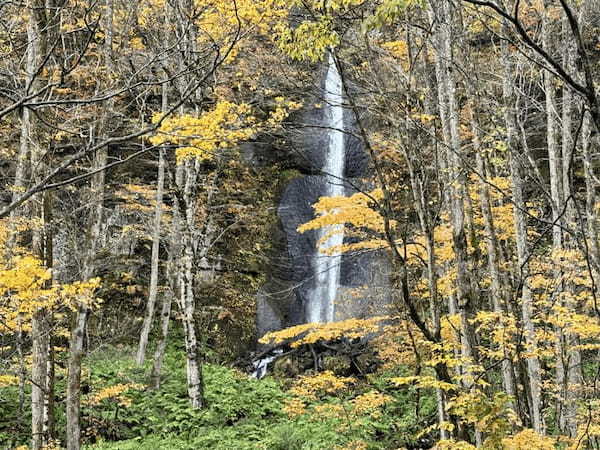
[251,349,283,379]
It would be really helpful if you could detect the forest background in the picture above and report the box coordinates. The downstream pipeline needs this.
[2,0,600,449]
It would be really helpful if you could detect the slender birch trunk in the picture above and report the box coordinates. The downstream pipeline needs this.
[557,17,583,437]
[136,92,167,366]
[473,116,519,413]
[430,3,480,443]
[182,160,204,408]
[583,112,600,271]
[437,0,478,374]
[24,1,52,446]
[150,292,173,389]
[31,310,49,450]
[65,148,107,449]
[65,3,112,444]
[502,42,544,433]
[151,160,181,389]
[403,152,448,437]
[66,142,107,450]
[401,35,447,428]
[541,7,578,435]
[170,159,204,408]
[427,4,462,381]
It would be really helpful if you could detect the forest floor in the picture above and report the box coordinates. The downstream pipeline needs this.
[73,343,426,450]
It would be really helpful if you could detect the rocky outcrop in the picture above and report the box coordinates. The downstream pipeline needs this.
[256,65,390,340]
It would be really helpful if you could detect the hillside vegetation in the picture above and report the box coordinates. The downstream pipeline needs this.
[2,0,600,449]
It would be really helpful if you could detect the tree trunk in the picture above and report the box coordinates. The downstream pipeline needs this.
[31,309,49,450]
[583,112,600,273]
[27,0,54,440]
[473,119,519,415]
[66,143,107,450]
[436,0,478,376]
[66,2,114,445]
[171,159,205,408]
[151,158,180,389]
[183,160,204,408]
[502,42,544,433]
[558,16,583,438]
[150,293,173,389]
[136,97,167,365]
[66,304,87,450]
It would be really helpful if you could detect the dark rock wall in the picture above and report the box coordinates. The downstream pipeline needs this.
[256,70,390,340]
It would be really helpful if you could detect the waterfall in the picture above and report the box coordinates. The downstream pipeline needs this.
[251,349,283,379]
[307,52,346,324]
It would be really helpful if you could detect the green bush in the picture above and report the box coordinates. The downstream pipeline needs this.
[1,344,430,449]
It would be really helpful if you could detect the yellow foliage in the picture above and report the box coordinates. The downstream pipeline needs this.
[0,374,19,387]
[434,440,477,450]
[149,102,256,161]
[259,316,386,348]
[335,440,369,450]
[313,402,346,419]
[372,321,426,369]
[501,429,556,449]
[471,311,518,361]
[380,40,409,60]
[150,98,300,162]
[298,189,393,255]
[289,371,354,400]
[197,0,288,44]
[380,40,413,71]
[275,16,339,62]
[282,397,307,417]
[350,391,392,417]
[445,390,517,444]
[391,375,455,392]
[85,383,145,407]
[0,219,101,333]
[569,404,600,450]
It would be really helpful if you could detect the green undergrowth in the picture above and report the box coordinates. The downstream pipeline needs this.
[1,344,433,449]
[81,346,432,449]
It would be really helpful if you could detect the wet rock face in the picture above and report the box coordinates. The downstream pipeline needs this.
[257,177,392,338]
[256,175,328,337]
[286,92,368,177]
[255,70,389,340]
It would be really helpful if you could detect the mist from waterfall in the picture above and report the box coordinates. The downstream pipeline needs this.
[306,52,346,324]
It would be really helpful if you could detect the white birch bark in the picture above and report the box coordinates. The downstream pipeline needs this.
[24,1,51,446]
[429,3,480,443]
[151,161,181,389]
[149,291,173,389]
[427,3,462,381]
[473,120,518,410]
[502,42,544,433]
[170,159,204,408]
[436,0,478,374]
[136,89,168,365]
[557,17,583,437]
[66,142,107,450]
[66,3,112,447]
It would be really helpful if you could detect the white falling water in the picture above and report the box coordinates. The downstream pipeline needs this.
[307,52,346,324]
[251,349,283,379]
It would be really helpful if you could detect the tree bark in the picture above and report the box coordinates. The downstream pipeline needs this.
[25,1,52,446]
[136,101,167,365]
[181,159,204,408]
[473,119,519,415]
[66,128,108,450]
[150,292,173,389]
[436,0,478,377]
[502,42,544,433]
